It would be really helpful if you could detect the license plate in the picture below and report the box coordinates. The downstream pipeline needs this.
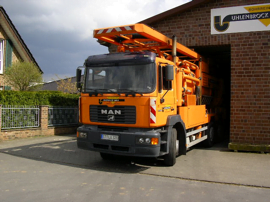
[101,134,119,141]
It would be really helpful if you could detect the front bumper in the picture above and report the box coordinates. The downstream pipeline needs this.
[77,125,161,157]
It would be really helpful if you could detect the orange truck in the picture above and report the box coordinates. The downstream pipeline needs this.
[76,23,222,166]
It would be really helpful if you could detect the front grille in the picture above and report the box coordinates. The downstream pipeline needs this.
[90,105,136,124]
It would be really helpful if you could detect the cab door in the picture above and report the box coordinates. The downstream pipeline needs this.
[155,63,177,125]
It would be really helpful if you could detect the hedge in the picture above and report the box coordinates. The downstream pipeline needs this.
[0,91,79,106]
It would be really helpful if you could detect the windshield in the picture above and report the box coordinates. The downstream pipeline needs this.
[84,63,156,94]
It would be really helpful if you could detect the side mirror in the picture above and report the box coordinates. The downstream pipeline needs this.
[76,67,83,90]
[165,64,174,81]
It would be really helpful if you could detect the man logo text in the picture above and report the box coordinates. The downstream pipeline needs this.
[101,110,121,115]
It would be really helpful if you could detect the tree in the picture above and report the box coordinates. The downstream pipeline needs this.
[55,75,78,94]
[4,61,43,91]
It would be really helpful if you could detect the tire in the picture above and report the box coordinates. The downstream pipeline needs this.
[164,128,178,166]
[100,152,114,160]
[204,123,215,147]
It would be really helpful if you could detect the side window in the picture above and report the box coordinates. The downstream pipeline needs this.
[163,66,172,90]
[159,64,172,92]
[158,65,162,93]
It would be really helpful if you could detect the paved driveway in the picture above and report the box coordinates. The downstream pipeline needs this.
[0,135,269,202]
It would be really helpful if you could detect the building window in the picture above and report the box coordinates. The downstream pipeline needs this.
[0,40,4,74]
[4,86,11,90]
[5,39,13,69]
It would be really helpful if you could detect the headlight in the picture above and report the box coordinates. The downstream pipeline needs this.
[136,137,159,145]
[77,132,87,139]
[139,138,144,143]
[145,138,151,144]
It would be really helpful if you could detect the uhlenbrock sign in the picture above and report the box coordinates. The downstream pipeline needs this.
[211,3,270,34]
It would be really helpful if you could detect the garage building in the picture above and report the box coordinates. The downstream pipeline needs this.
[104,0,269,152]
[138,0,270,152]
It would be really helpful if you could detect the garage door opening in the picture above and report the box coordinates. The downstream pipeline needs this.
[191,45,231,142]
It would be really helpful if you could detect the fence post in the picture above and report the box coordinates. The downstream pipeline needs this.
[0,105,2,141]
[40,105,49,134]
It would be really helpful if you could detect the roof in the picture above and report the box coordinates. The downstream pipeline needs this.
[140,0,211,24]
[42,74,103,91]
[0,6,43,73]
[42,77,78,91]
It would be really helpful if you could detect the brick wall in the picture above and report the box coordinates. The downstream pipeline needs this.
[0,105,78,141]
[147,0,270,148]
[230,32,270,145]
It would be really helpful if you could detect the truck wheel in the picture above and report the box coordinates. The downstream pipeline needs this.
[204,123,215,147]
[100,152,113,160]
[164,128,177,166]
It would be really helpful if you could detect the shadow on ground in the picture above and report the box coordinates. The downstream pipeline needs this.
[0,135,231,174]
[0,136,157,173]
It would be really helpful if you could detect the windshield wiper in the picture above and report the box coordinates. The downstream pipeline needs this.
[87,88,121,96]
[118,89,143,96]
[87,88,142,96]
[86,89,102,96]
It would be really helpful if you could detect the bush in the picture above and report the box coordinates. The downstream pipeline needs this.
[0,91,79,106]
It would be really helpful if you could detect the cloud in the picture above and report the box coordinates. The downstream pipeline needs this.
[1,0,189,81]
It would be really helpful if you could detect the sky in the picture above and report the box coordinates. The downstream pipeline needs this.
[1,0,190,82]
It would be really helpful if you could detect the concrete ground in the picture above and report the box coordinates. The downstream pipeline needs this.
[0,135,269,202]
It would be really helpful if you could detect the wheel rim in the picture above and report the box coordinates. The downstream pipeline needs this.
[176,140,179,156]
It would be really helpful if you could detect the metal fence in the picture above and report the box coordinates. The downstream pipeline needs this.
[48,106,78,126]
[1,105,40,129]
[1,105,79,129]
